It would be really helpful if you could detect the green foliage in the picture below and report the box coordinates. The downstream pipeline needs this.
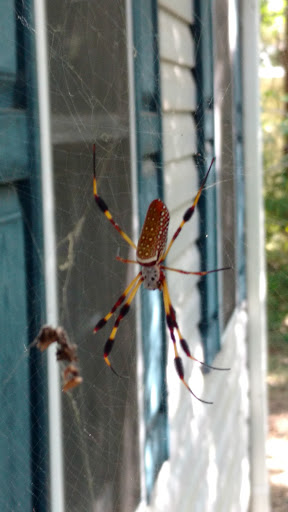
[261,0,285,66]
[261,0,285,39]
[261,1,288,348]
[267,265,288,345]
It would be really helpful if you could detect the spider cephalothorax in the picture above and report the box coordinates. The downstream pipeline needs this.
[92,145,229,403]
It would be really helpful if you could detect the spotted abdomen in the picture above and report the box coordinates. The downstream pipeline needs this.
[136,199,170,265]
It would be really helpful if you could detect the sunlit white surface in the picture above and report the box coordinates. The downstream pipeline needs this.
[34,1,64,511]
[228,0,237,54]
[242,0,269,508]
[149,308,250,512]
[259,65,284,79]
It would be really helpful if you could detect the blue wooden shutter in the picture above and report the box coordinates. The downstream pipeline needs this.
[0,1,47,509]
[0,189,32,510]
[193,0,246,360]
[193,2,221,364]
[132,0,168,500]
[233,0,246,303]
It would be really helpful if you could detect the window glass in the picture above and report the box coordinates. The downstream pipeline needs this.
[47,1,140,510]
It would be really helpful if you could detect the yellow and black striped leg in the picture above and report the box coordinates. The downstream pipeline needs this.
[177,330,230,372]
[103,275,143,375]
[161,158,215,261]
[93,144,136,250]
[163,281,230,373]
[161,277,213,404]
[94,272,141,333]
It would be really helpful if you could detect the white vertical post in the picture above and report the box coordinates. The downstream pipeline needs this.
[241,1,270,511]
[125,0,147,506]
[33,1,65,511]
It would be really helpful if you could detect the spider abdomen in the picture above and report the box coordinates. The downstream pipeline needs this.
[136,199,170,265]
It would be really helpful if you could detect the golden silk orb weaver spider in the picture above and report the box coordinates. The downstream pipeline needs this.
[93,145,230,404]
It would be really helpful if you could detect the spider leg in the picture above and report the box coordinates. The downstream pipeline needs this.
[161,276,213,404]
[103,274,144,375]
[164,284,230,372]
[93,144,137,250]
[160,265,231,276]
[161,158,215,261]
[179,336,230,371]
[116,256,138,265]
[94,272,141,332]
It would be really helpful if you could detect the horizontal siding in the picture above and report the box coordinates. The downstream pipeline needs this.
[161,63,196,112]
[159,10,195,67]
[150,309,250,512]
[162,113,197,163]
[158,0,194,23]
[164,157,198,210]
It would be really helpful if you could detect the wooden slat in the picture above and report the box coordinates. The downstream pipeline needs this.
[164,156,198,211]
[162,113,197,163]
[158,0,194,24]
[159,10,194,67]
[161,63,196,112]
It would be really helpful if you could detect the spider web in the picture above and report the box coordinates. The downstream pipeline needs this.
[47,2,140,511]
[3,2,246,512]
